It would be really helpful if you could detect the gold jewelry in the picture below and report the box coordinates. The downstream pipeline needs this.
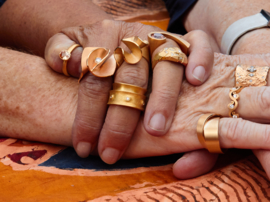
[79,47,117,81]
[59,44,80,77]
[197,114,223,154]
[79,36,149,82]
[228,65,270,118]
[107,83,147,111]
[147,32,190,56]
[228,86,242,118]
[114,36,149,67]
[152,47,188,69]
[197,114,218,147]
[204,117,223,153]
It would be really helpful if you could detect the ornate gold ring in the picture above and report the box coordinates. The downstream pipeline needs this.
[228,65,269,118]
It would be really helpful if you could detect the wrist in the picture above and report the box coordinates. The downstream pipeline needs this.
[231,28,270,55]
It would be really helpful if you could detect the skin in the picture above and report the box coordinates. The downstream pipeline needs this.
[0,0,113,56]
[1,46,270,179]
[45,20,214,164]
[0,0,212,166]
[1,0,270,179]
[180,0,270,176]
[184,0,270,54]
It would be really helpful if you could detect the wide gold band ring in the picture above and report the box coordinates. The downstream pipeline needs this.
[228,65,269,118]
[197,114,223,154]
[59,44,80,77]
[152,47,188,69]
[107,83,147,111]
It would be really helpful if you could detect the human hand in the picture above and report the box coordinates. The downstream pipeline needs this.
[121,53,270,179]
[44,20,214,164]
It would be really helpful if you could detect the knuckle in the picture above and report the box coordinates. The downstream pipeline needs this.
[262,126,270,146]
[116,66,148,88]
[101,19,115,28]
[121,22,145,37]
[102,122,134,144]
[223,119,242,147]
[153,87,179,102]
[80,75,111,99]
[74,116,101,138]
[189,30,208,39]
[257,87,270,112]
[120,21,158,42]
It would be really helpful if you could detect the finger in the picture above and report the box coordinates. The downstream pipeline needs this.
[252,149,270,179]
[98,57,149,164]
[219,118,270,150]
[173,150,218,179]
[182,30,214,85]
[206,86,270,122]
[45,33,82,77]
[144,39,184,136]
[72,75,112,158]
[61,22,120,158]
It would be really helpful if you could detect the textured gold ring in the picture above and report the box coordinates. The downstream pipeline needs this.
[59,44,81,77]
[147,32,189,70]
[228,65,269,118]
[152,47,188,69]
[148,32,190,55]
[197,114,223,154]
[107,83,147,111]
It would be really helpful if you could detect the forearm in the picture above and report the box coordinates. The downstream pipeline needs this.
[183,0,270,54]
[0,47,77,145]
[0,0,112,56]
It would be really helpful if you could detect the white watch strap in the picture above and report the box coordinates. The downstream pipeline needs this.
[221,10,270,55]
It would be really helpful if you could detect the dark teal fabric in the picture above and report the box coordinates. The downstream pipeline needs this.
[163,0,198,34]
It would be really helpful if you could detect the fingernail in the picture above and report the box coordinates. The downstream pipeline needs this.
[76,142,91,158]
[178,153,189,161]
[149,113,166,131]
[193,66,206,82]
[101,147,120,164]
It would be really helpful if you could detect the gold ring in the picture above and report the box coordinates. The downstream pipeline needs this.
[204,117,223,153]
[228,64,269,118]
[152,47,188,69]
[114,36,149,67]
[197,114,223,153]
[79,47,117,81]
[107,83,147,111]
[59,44,80,76]
[147,32,190,56]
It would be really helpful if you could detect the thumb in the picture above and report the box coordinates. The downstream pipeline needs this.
[182,30,214,85]
[173,150,218,179]
[45,33,82,78]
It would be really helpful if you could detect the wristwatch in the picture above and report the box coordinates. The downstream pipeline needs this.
[221,9,270,55]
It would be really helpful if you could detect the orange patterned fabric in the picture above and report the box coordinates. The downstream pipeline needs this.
[0,138,269,201]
